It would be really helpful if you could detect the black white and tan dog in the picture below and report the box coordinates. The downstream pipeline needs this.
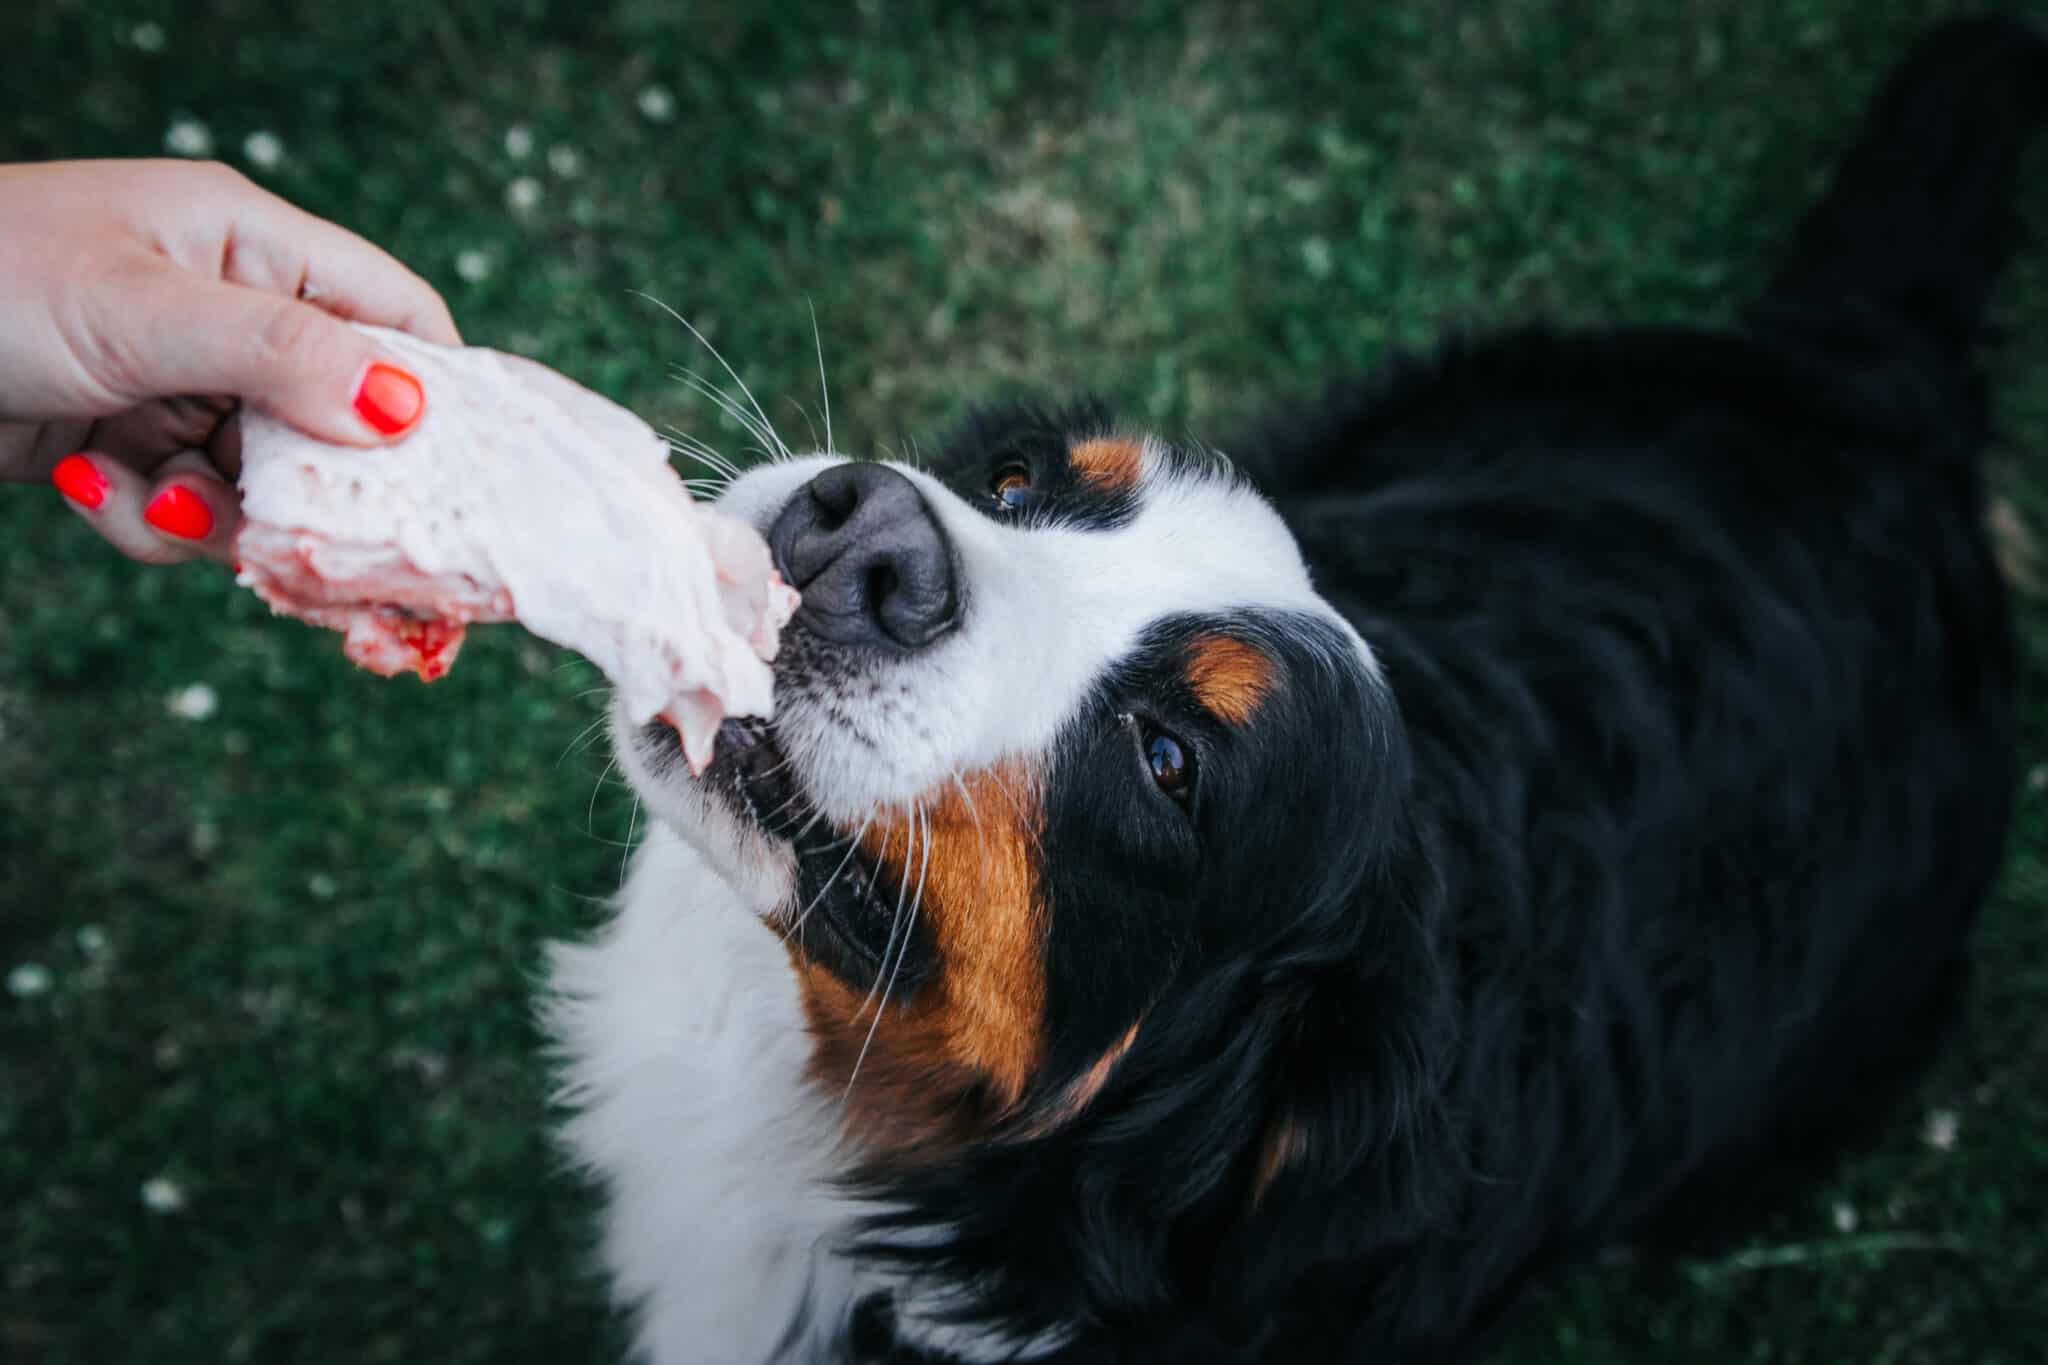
[546,18,2046,1363]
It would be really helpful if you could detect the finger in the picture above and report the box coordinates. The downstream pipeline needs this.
[223,188,463,346]
[96,268,429,448]
[142,452,242,563]
[50,451,211,566]
[78,394,237,475]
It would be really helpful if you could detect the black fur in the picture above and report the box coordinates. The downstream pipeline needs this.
[850,17,2040,1362]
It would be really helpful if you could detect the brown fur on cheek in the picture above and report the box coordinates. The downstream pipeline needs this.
[1068,437,1144,494]
[1186,633,1278,727]
[792,761,1048,1157]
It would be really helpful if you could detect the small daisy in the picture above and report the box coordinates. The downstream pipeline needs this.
[131,21,167,53]
[165,116,213,159]
[1301,236,1335,280]
[140,1176,187,1214]
[75,925,110,960]
[547,143,582,177]
[7,963,52,1000]
[307,872,338,901]
[2028,763,2048,793]
[637,85,677,122]
[503,124,535,159]
[1923,1108,1960,1152]
[505,176,543,214]
[1831,1201,1858,1233]
[455,249,494,284]
[242,130,284,170]
[167,683,218,721]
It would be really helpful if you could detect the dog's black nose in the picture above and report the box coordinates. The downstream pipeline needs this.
[768,463,960,650]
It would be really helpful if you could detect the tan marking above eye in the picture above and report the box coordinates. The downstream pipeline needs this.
[1186,633,1277,726]
[1068,437,1144,493]
[792,760,1048,1158]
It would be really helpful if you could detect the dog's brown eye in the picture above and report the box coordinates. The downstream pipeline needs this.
[990,462,1033,510]
[1146,731,1192,799]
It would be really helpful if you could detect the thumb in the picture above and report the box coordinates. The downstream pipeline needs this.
[117,268,429,446]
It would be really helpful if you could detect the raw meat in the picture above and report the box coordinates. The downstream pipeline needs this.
[233,323,798,771]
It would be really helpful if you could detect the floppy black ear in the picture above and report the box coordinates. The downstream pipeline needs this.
[845,851,1460,1353]
[1226,846,1464,1308]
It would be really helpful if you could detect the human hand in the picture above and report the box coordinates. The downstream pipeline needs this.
[0,158,459,564]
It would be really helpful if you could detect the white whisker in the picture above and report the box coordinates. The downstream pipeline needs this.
[672,369,783,461]
[557,715,612,767]
[784,814,872,944]
[620,794,641,887]
[809,297,833,455]
[847,803,931,1099]
[587,755,620,833]
[634,290,793,460]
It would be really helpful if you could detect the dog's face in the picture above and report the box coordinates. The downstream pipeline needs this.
[618,402,1399,1158]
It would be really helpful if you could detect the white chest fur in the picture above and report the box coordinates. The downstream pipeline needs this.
[544,825,866,1364]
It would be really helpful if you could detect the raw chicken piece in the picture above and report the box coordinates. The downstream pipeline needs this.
[234,324,798,771]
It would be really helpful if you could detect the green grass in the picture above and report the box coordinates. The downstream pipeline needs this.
[4,1,2048,1361]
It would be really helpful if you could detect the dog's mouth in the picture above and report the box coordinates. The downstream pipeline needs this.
[681,716,909,984]
[701,716,809,841]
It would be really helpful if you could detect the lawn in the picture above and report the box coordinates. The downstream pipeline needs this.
[3,1,2047,1361]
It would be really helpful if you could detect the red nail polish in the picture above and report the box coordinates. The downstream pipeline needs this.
[144,486,214,541]
[353,362,425,435]
[51,454,108,509]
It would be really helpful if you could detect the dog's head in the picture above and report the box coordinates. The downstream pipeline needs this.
[617,400,1448,1329]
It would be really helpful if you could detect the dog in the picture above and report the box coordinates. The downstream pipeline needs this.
[546,18,2044,1363]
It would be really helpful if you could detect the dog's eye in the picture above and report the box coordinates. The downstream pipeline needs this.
[989,462,1034,511]
[1145,729,1193,800]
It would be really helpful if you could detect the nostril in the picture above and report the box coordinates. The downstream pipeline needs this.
[866,563,899,606]
[808,466,862,528]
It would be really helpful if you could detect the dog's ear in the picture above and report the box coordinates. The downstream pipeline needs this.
[1229,854,1463,1301]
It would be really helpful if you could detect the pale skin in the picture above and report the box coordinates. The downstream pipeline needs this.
[0,159,458,564]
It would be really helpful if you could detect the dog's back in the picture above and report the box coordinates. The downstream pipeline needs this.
[1241,16,2040,1352]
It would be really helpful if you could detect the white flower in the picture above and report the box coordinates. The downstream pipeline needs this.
[2029,763,2048,793]
[75,926,110,960]
[505,176,543,213]
[637,85,677,122]
[455,249,494,284]
[131,21,167,53]
[165,116,213,158]
[547,143,582,178]
[7,963,52,999]
[307,873,338,901]
[140,1176,187,1214]
[1831,1201,1858,1233]
[503,124,535,159]
[242,131,285,170]
[1301,236,1335,280]
[1923,1109,1960,1152]
[167,683,218,721]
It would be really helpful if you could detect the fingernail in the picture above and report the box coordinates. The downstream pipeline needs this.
[51,454,108,509]
[144,485,214,541]
[353,361,425,435]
